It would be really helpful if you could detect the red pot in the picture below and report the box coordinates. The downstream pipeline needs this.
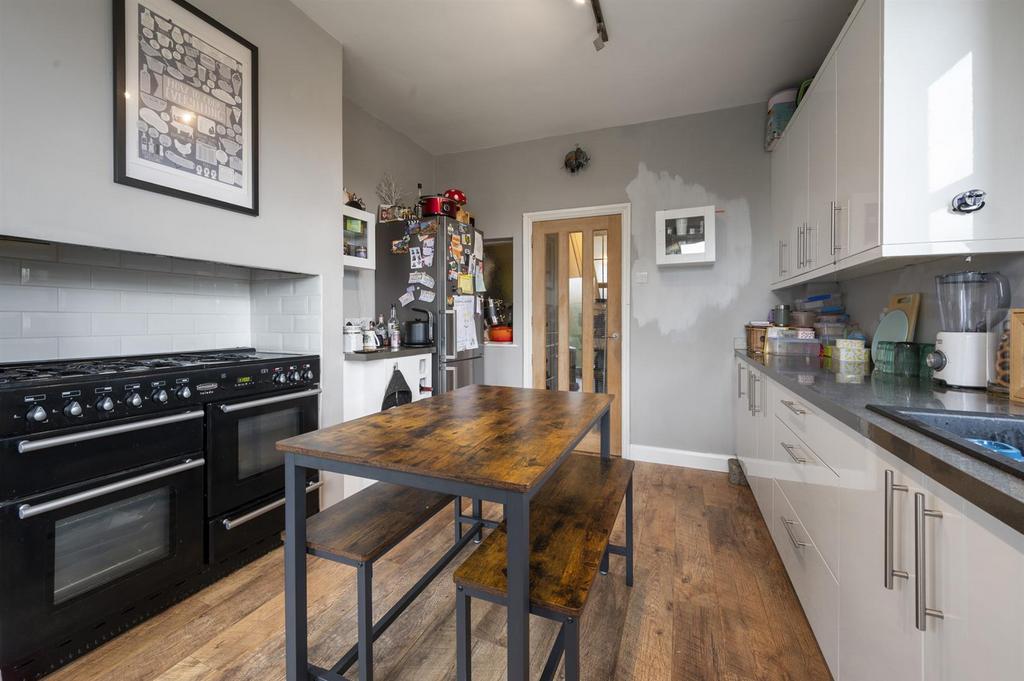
[419,195,457,218]
[488,325,513,343]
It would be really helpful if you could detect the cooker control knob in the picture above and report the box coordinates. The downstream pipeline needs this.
[151,389,168,405]
[95,396,115,413]
[176,386,192,400]
[289,371,302,382]
[925,351,947,372]
[26,405,48,422]
[126,392,143,408]
[63,400,83,418]
[274,372,288,385]
[303,370,315,381]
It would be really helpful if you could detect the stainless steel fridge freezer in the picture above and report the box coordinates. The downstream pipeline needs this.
[375,216,484,394]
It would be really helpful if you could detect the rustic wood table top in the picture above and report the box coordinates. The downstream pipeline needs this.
[277,384,613,492]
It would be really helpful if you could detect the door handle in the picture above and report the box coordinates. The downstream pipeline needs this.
[737,364,746,398]
[750,374,761,414]
[219,388,321,414]
[831,202,842,253]
[222,480,323,530]
[18,410,203,454]
[781,517,809,549]
[884,469,909,589]
[780,399,806,416]
[914,492,945,631]
[780,442,807,464]
[606,332,620,340]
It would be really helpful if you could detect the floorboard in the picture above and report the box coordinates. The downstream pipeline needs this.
[45,462,831,681]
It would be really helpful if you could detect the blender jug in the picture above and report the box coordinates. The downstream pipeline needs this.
[935,271,1010,333]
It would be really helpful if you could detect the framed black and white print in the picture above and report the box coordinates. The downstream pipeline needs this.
[114,0,259,215]
[655,205,716,266]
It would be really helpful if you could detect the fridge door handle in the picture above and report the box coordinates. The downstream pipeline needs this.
[445,310,457,360]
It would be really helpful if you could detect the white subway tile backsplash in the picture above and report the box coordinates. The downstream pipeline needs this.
[148,272,195,294]
[293,315,321,333]
[0,258,20,284]
[0,312,21,337]
[308,334,321,352]
[59,288,122,313]
[0,285,59,312]
[266,279,295,297]
[252,296,282,314]
[282,334,310,353]
[172,258,220,277]
[20,261,92,288]
[149,313,193,335]
[23,312,92,337]
[215,263,250,280]
[292,277,321,295]
[173,334,217,351]
[58,336,122,359]
[195,314,248,333]
[0,337,59,361]
[251,314,269,333]
[215,332,250,348]
[281,296,309,315]
[216,297,249,314]
[92,313,148,336]
[122,291,175,313]
[308,295,322,314]
[253,332,283,351]
[172,295,218,314]
[268,315,294,333]
[92,267,149,292]
[121,252,174,272]
[195,276,249,298]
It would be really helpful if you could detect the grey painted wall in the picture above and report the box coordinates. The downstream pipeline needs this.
[436,103,779,456]
[0,0,347,503]
[342,98,435,319]
[839,254,1024,342]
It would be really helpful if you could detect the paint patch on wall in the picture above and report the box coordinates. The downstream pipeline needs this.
[626,162,754,335]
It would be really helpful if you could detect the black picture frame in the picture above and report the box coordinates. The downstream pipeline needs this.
[113,0,259,215]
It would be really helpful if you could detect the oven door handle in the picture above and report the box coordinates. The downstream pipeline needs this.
[222,480,323,531]
[17,410,204,454]
[218,388,322,414]
[17,458,205,520]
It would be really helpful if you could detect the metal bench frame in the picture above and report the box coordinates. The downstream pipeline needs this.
[307,497,487,681]
[454,473,634,681]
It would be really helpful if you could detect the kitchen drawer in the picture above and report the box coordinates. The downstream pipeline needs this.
[773,416,840,578]
[771,480,839,676]
[771,382,841,474]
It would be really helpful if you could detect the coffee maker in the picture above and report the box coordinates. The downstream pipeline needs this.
[926,271,1010,388]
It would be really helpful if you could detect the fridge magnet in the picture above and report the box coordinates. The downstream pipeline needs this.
[461,234,471,245]
[409,246,423,269]
[409,271,435,288]
[458,273,474,294]
[419,289,436,303]
[391,236,409,254]
[115,0,259,214]
[399,290,415,307]
[420,221,438,237]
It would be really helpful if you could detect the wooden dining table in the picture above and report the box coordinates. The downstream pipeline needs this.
[277,384,614,681]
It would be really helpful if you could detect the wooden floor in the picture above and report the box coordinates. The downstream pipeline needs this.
[47,463,830,681]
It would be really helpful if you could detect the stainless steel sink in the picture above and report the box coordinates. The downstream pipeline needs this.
[867,405,1024,479]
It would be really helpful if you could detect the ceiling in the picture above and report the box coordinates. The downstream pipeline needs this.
[292,0,856,155]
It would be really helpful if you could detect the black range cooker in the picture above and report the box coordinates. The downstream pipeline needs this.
[0,348,321,680]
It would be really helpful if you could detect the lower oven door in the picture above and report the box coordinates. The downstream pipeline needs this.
[206,388,320,517]
[0,456,205,671]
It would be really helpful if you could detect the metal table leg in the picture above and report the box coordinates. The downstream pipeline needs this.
[600,407,610,460]
[505,493,530,681]
[284,455,309,681]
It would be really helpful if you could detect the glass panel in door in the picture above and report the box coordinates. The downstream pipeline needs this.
[568,231,584,391]
[237,406,302,480]
[543,232,559,390]
[592,230,609,394]
[53,487,172,604]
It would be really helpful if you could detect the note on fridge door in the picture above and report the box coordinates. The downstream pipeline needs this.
[454,295,478,351]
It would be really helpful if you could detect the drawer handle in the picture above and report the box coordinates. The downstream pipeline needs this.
[780,400,806,416]
[781,517,809,550]
[914,492,945,631]
[780,442,807,464]
[884,470,909,589]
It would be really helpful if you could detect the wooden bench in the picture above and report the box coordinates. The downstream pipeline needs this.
[286,481,486,681]
[452,453,635,681]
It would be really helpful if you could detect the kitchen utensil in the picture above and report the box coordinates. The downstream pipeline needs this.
[404,307,433,346]
[765,337,820,356]
[987,309,1011,394]
[894,342,920,377]
[419,194,458,218]
[871,309,910,363]
[362,326,382,352]
[874,341,897,374]
[790,310,816,328]
[928,271,1011,388]
[967,439,1024,462]
[344,324,363,353]
[443,188,467,205]
[887,293,921,341]
[489,325,513,343]
[1009,310,1024,404]
[772,304,791,327]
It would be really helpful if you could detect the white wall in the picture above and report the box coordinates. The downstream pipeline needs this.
[436,103,779,460]
[0,0,346,504]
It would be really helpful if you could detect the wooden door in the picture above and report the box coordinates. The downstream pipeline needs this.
[532,215,621,455]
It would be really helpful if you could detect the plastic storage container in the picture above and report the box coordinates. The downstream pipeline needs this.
[766,338,821,356]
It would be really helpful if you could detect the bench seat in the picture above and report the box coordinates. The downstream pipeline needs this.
[453,453,634,617]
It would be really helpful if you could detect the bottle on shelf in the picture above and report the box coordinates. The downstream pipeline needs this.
[377,313,389,348]
[388,304,400,350]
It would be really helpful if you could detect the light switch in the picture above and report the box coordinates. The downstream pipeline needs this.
[634,271,649,284]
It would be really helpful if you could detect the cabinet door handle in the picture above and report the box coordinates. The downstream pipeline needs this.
[747,371,755,413]
[781,442,807,464]
[780,399,806,416]
[884,469,909,589]
[914,492,945,631]
[779,241,787,275]
[750,375,761,414]
[737,364,746,398]
[799,225,806,268]
[781,517,809,549]
[831,202,842,253]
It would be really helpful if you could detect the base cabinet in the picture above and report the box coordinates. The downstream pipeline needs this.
[732,359,1024,680]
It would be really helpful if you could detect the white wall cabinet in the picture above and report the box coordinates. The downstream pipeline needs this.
[770,0,1024,289]
[732,360,1024,680]
[771,137,792,283]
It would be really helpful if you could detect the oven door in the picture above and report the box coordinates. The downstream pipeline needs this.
[206,388,320,517]
[0,456,205,669]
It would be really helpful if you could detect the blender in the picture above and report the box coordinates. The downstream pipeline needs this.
[926,271,1010,388]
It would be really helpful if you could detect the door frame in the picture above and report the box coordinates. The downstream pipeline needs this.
[521,203,631,458]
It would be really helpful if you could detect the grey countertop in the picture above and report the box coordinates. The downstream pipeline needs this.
[345,347,435,361]
[736,350,1024,535]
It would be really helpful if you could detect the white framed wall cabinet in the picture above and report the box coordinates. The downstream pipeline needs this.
[342,205,376,270]
[655,205,715,266]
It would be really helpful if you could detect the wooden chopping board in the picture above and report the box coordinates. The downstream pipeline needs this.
[887,293,921,341]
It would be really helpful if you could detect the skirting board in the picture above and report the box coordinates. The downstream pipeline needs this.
[629,444,732,472]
